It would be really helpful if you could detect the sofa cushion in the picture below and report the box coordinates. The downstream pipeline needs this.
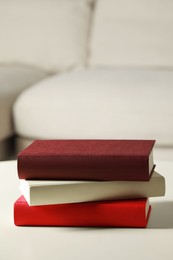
[13,68,173,147]
[0,0,92,73]
[89,0,173,68]
[0,65,46,142]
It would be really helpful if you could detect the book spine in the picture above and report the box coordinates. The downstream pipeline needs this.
[17,155,150,181]
[14,196,150,227]
[21,173,165,206]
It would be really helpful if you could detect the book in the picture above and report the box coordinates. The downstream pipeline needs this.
[14,196,151,227]
[17,139,155,181]
[19,171,165,206]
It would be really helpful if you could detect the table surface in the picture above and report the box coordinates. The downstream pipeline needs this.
[0,160,173,260]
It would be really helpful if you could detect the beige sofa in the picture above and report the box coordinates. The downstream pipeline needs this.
[0,0,173,161]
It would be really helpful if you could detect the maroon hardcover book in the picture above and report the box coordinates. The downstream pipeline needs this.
[17,139,155,181]
[14,196,151,228]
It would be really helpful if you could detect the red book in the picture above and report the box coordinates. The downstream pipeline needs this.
[17,139,155,181]
[14,196,151,228]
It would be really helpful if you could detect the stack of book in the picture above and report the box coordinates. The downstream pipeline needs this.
[14,139,165,228]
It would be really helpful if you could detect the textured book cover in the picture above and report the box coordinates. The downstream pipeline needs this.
[14,196,151,228]
[17,139,155,181]
[19,171,165,206]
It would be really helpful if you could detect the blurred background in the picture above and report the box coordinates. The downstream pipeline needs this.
[0,0,173,161]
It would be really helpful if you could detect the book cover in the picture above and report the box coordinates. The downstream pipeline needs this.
[14,196,151,228]
[19,171,165,206]
[17,139,155,181]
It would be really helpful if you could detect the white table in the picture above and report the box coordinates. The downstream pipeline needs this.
[0,160,173,260]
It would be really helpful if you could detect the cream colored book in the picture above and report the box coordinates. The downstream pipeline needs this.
[19,171,165,206]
